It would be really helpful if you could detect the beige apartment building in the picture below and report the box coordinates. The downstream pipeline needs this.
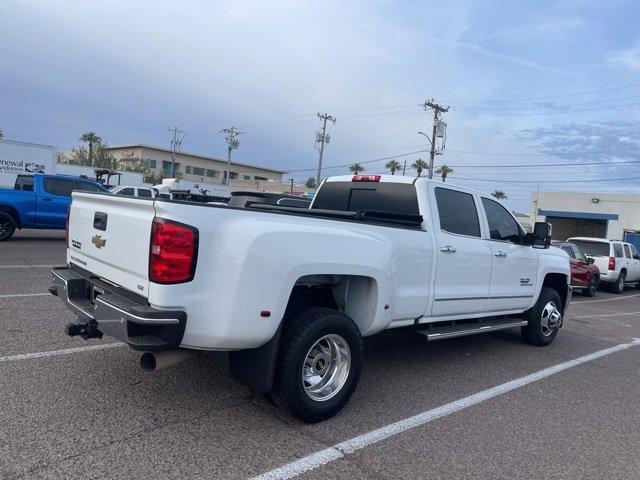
[107,144,285,185]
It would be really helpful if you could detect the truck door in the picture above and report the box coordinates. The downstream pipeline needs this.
[429,186,492,316]
[36,177,75,227]
[623,244,639,281]
[480,197,538,311]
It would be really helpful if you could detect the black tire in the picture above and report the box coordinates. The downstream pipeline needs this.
[271,306,363,423]
[584,275,598,297]
[521,287,562,346]
[611,270,626,294]
[0,212,16,241]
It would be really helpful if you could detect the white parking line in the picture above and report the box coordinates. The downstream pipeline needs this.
[251,338,640,480]
[575,293,640,304]
[0,343,125,363]
[0,264,56,269]
[0,293,49,299]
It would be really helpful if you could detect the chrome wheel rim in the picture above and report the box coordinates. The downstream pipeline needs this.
[540,301,561,336]
[302,334,351,402]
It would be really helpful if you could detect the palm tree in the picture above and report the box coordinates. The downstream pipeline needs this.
[435,164,454,182]
[305,177,317,189]
[491,190,507,200]
[412,158,428,177]
[385,159,401,175]
[349,163,364,175]
[79,132,102,166]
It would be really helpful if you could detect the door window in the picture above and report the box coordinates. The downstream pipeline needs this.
[613,243,623,258]
[74,181,104,192]
[138,188,153,198]
[560,246,573,258]
[481,197,522,243]
[571,246,588,262]
[115,187,135,196]
[623,244,632,258]
[43,178,75,197]
[434,188,480,237]
[630,245,640,260]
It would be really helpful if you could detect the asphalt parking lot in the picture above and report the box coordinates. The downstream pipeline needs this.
[1,230,639,479]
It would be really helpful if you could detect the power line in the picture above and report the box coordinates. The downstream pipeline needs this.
[167,126,187,177]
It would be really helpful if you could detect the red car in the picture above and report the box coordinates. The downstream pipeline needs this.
[551,240,600,296]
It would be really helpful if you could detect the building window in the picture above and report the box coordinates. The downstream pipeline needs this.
[185,165,192,174]
[254,176,268,181]
[193,167,205,176]
[148,159,157,169]
[162,161,180,176]
[243,175,251,180]
[206,169,219,178]
[229,172,238,180]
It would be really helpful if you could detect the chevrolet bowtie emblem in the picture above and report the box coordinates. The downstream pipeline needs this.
[91,235,106,249]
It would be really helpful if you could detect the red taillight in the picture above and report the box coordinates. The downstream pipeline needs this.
[352,175,381,182]
[609,256,616,271]
[65,205,71,247]
[149,218,198,284]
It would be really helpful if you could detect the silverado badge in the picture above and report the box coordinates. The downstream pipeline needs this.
[91,235,106,249]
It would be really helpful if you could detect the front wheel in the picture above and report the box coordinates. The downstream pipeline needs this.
[0,212,16,241]
[272,307,363,423]
[522,287,562,346]
[611,271,626,294]
[584,275,598,297]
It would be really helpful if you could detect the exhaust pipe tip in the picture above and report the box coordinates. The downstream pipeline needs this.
[139,352,157,372]
[139,349,200,372]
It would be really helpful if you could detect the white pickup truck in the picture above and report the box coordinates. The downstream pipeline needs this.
[50,174,571,422]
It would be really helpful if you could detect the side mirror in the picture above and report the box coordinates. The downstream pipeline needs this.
[587,257,595,265]
[532,222,552,249]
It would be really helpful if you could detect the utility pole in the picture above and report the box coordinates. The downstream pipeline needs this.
[220,127,242,185]
[315,113,336,187]
[402,160,407,176]
[422,99,449,179]
[290,178,294,194]
[167,126,187,177]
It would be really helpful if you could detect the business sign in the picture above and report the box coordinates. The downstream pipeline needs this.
[0,159,47,174]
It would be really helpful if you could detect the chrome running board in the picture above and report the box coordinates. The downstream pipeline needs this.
[417,318,528,341]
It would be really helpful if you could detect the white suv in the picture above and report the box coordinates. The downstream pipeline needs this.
[567,237,640,293]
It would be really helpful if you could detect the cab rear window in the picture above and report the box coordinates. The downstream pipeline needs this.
[312,181,419,215]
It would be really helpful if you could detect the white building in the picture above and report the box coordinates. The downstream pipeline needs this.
[531,191,640,241]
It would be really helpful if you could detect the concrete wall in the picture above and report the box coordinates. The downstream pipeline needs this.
[531,191,640,240]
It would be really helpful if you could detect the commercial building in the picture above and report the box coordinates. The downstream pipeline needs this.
[107,144,284,185]
[531,191,640,241]
[0,138,55,187]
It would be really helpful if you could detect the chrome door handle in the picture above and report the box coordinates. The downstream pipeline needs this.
[494,251,507,257]
[440,246,457,253]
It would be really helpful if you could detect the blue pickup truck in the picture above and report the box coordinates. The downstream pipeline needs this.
[0,174,110,241]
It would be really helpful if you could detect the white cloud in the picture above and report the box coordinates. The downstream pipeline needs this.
[609,45,640,71]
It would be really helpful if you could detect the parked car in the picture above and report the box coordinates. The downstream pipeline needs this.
[567,237,640,293]
[51,174,570,422]
[110,185,156,198]
[0,174,110,241]
[227,191,311,209]
[551,240,600,296]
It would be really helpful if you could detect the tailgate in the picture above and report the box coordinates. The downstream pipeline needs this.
[67,192,155,298]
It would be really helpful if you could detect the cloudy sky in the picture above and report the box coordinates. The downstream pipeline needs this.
[2,0,640,210]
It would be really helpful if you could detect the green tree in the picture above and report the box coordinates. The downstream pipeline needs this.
[349,163,364,175]
[412,158,428,177]
[114,152,161,183]
[491,190,508,200]
[305,177,317,189]
[435,164,454,182]
[0,128,4,139]
[385,159,401,175]
[68,141,115,169]
[79,132,102,166]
